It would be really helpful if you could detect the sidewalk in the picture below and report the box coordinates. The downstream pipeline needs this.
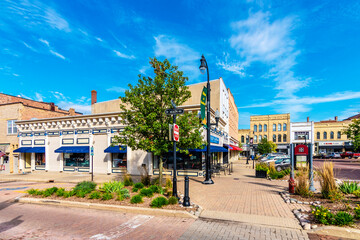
[178,160,310,239]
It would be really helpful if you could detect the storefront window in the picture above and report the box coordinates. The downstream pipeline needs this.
[155,152,202,170]
[64,153,89,167]
[112,153,127,168]
[35,153,45,166]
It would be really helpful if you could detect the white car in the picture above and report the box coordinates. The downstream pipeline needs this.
[262,156,284,163]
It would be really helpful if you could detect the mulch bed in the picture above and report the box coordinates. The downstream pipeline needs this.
[25,186,186,211]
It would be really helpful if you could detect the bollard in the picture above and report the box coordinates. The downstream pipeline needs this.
[183,176,190,207]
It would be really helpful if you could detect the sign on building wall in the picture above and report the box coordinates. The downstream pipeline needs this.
[200,87,207,126]
[34,139,45,145]
[62,139,74,144]
[210,135,219,144]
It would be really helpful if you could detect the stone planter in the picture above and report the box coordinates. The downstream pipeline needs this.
[255,170,267,178]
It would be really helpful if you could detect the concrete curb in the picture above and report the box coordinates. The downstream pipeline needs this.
[308,225,360,239]
[15,197,198,219]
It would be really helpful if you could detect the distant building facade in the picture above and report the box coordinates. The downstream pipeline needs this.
[250,113,291,153]
[0,93,81,174]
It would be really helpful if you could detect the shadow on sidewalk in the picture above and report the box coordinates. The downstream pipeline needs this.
[248,181,287,190]
[0,215,23,233]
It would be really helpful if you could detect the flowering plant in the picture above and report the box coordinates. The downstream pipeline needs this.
[311,205,334,225]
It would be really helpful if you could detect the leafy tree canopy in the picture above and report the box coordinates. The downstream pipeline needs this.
[113,57,204,156]
[343,119,360,152]
[257,138,277,154]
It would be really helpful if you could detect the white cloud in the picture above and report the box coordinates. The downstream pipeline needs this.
[239,91,360,109]
[113,50,135,59]
[44,8,70,32]
[338,104,360,121]
[49,50,66,60]
[39,38,66,60]
[106,86,127,93]
[154,35,200,81]
[57,101,91,114]
[95,37,103,42]
[23,42,37,52]
[221,11,306,98]
[35,92,44,102]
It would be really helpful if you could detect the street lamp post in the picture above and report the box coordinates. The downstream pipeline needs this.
[199,55,220,185]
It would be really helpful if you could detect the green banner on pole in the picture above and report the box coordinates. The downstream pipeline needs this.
[200,87,207,126]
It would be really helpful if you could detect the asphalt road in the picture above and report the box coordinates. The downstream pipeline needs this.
[314,158,360,180]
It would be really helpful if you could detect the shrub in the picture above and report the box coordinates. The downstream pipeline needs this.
[354,205,360,219]
[353,189,360,198]
[62,191,74,198]
[168,196,178,205]
[76,190,87,198]
[311,205,335,225]
[89,191,101,199]
[130,194,143,204]
[132,187,139,193]
[328,190,344,203]
[149,185,161,194]
[74,181,97,194]
[165,178,172,189]
[35,190,44,196]
[339,181,360,194]
[123,174,133,186]
[27,189,37,195]
[118,188,130,200]
[101,192,113,200]
[56,188,66,197]
[140,188,154,198]
[134,182,144,189]
[150,196,168,208]
[43,187,58,197]
[317,162,337,199]
[255,162,268,172]
[333,211,354,226]
[100,181,125,193]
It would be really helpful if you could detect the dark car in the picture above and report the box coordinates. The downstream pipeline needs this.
[275,158,290,172]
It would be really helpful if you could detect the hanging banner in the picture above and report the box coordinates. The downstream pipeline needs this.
[200,87,207,126]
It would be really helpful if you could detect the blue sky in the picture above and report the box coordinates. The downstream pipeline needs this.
[1,0,360,128]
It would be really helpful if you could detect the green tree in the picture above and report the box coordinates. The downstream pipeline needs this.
[113,58,204,185]
[343,119,360,152]
[257,138,277,154]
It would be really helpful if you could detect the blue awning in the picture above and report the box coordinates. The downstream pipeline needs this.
[104,146,127,153]
[55,146,89,153]
[13,147,45,153]
[189,146,228,153]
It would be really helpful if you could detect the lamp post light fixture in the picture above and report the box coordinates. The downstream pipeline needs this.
[199,54,219,185]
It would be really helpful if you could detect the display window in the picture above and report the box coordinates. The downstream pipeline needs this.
[112,153,127,168]
[35,153,45,166]
[64,153,89,167]
[154,152,202,170]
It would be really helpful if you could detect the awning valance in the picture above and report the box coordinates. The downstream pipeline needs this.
[104,146,127,153]
[55,146,89,153]
[13,147,45,153]
[230,145,242,151]
[189,146,228,153]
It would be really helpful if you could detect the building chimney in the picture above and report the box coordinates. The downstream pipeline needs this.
[307,117,309,122]
[69,108,75,116]
[50,102,55,111]
[335,116,338,121]
[91,90,97,105]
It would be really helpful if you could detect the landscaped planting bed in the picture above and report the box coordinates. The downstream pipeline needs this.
[286,162,360,229]
[25,177,186,211]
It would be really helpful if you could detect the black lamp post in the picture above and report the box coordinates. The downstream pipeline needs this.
[199,55,220,185]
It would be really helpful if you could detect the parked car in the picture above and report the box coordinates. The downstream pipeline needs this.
[263,156,285,163]
[325,152,341,159]
[340,152,360,159]
[275,158,290,172]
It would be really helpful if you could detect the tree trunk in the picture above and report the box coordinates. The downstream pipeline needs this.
[159,155,163,186]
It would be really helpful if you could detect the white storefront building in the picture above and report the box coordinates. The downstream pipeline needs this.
[290,121,315,153]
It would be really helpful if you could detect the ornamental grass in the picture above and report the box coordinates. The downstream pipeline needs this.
[317,161,337,199]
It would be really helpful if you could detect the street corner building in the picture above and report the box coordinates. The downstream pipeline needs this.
[0,93,81,174]
[12,78,241,177]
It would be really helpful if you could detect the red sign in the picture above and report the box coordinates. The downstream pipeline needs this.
[173,124,179,142]
[294,144,308,156]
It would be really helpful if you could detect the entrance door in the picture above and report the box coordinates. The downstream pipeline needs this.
[223,151,229,164]
[25,153,31,169]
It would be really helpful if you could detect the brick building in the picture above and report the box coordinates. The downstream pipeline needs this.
[0,93,82,173]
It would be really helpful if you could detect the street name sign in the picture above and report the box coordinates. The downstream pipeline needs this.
[165,108,184,115]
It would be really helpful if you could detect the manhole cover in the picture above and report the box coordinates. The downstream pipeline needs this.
[233,178,239,180]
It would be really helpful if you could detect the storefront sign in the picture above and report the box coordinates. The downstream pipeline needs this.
[319,141,344,146]
[34,139,45,145]
[200,87,207,125]
[21,140,32,145]
[210,135,219,144]
[77,138,89,144]
[62,139,74,145]
[294,144,308,156]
